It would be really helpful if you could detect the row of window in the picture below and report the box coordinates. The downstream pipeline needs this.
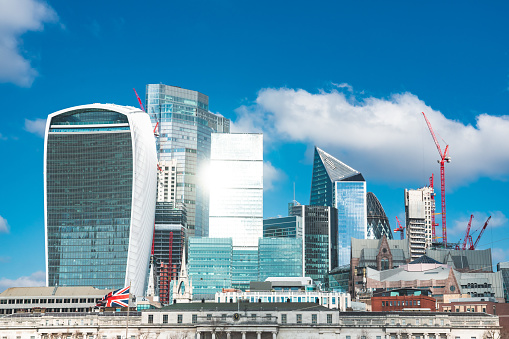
[147,313,334,325]
[382,300,421,307]
[0,298,99,305]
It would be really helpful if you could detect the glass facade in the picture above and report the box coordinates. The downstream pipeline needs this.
[145,84,230,237]
[188,238,232,300]
[263,216,303,238]
[44,105,157,295]
[366,192,393,240]
[232,249,259,290]
[309,147,367,268]
[209,134,263,247]
[336,180,367,266]
[258,238,304,281]
[291,205,338,290]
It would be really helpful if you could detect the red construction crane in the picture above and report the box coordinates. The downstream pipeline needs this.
[394,216,405,240]
[468,216,491,250]
[422,112,451,247]
[457,214,474,250]
[133,88,145,112]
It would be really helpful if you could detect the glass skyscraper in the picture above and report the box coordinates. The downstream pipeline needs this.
[290,204,338,290]
[44,104,157,296]
[309,147,367,267]
[366,192,393,240]
[209,133,263,247]
[145,84,230,237]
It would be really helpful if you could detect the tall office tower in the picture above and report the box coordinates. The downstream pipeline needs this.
[309,146,367,267]
[145,84,230,237]
[290,204,338,290]
[209,133,263,247]
[44,104,157,296]
[366,192,393,240]
[153,202,187,305]
[405,187,434,260]
[188,238,233,300]
[209,133,263,289]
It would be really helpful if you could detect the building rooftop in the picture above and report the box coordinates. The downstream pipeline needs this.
[0,286,114,297]
[156,302,329,312]
[315,147,363,182]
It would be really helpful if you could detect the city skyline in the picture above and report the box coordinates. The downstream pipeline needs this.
[1,0,509,291]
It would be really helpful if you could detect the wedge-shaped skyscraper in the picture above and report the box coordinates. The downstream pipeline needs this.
[310,147,367,266]
[44,104,157,296]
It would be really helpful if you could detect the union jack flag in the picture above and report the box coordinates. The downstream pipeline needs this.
[96,286,130,308]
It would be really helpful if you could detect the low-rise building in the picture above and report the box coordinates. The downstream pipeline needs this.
[371,288,436,312]
[0,304,500,339]
[0,286,114,315]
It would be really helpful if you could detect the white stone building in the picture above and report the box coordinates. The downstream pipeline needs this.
[0,303,500,339]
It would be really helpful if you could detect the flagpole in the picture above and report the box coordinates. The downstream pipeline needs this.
[125,282,130,339]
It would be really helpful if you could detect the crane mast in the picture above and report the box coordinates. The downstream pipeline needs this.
[422,112,451,247]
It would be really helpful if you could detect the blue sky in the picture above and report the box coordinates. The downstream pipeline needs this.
[1,0,508,290]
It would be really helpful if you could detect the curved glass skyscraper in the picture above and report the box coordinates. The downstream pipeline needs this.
[44,104,157,296]
[366,192,393,240]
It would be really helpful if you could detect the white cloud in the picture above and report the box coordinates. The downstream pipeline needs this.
[0,0,57,87]
[0,215,9,233]
[24,118,46,137]
[0,133,7,140]
[492,248,509,264]
[448,211,507,249]
[0,271,45,293]
[263,161,285,191]
[234,86,509,187]
[332,82,353,92]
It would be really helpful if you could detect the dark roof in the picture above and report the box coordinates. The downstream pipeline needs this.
[410,255,443,265]
[152,302,329,312]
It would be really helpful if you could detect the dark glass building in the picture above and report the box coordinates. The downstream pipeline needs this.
[44,104,157,296]
[366,192,393,240]
[290,204,338,290]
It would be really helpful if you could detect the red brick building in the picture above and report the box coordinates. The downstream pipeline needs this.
[371,288,436,312]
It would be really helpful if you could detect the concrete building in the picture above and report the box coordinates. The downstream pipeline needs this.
[0,286,114,314]
[498,262,509,302]
[405,186,434,260]
[427,248,493,273]
[350,236,411,297]
[364,255,504,303]
[146,84,230,237]
[0,306,500,339]
[44,104,157,296]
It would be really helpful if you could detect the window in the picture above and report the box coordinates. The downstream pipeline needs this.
[297,314,302,324]
[346,337,351,339]
[207,314,212,320]
[266,313,272,320]
[416,319,420,325]
[377,337,382,339]
[163,315,168,324]
[281,314,287,324]
[402,319,406,325]
[391,319,395,325]
[192,315,197,324]
[177,314,183,324]
[148,315,153,324]
[312,314,317,324]
[327,314,332,324]
[221,314,227,320]
[382,301,385,306]
[440,319,444,326]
